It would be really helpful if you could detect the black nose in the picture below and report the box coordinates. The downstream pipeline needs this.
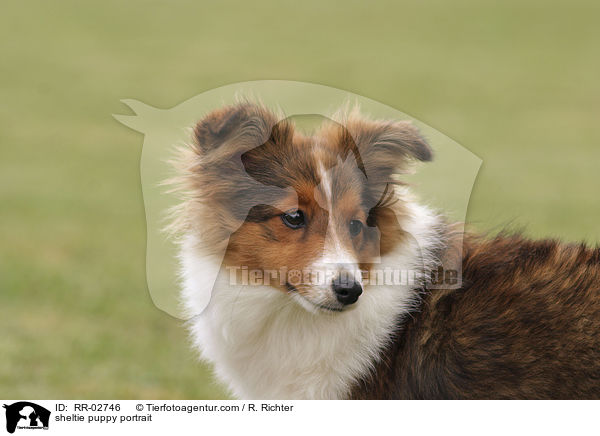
[332,278,363,305]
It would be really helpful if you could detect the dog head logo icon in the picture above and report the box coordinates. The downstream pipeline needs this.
[3,402,50,433]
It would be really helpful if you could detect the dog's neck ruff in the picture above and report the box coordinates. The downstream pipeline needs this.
[180,202,443,399]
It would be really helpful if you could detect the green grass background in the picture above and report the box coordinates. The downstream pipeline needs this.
[1,0,599,399]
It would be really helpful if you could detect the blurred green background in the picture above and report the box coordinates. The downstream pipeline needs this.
[1,0,599,399]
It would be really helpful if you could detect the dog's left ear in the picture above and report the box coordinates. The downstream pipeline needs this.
[344,117,432,179]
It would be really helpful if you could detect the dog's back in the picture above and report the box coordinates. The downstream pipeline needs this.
[351,235,600,399]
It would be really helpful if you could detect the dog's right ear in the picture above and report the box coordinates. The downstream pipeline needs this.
[192,103,279,155]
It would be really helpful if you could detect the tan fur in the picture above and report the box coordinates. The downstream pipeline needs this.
[170,103,431,299]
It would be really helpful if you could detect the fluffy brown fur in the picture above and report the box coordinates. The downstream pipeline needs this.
[170,103,430,295]
[351,234,600,399]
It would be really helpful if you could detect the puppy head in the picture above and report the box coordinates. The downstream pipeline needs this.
[174,103,432,312]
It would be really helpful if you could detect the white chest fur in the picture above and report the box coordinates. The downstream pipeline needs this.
[181,203,440,399]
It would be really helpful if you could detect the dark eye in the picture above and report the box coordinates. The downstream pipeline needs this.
[281,210,306,229]
[349,220,363,237]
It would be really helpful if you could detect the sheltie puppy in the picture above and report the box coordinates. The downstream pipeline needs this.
[170,102,600,399]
